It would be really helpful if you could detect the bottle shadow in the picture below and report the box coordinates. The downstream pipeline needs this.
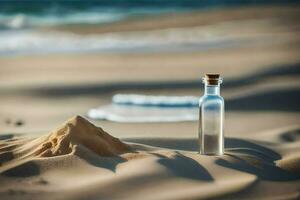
[126,132,300,182]
[215,152,298,181]
[280,128,300,142]
[150,151,214,181]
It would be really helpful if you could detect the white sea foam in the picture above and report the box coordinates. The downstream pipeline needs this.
[88,94,199,122]
[113,94,199,107]
[0,12,126,30]
[0,7,180,30]
[0,30,140,55]
[88,104,198,122]
[0,24,277,56]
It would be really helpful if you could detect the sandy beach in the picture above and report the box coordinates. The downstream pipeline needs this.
[0,5,300,200]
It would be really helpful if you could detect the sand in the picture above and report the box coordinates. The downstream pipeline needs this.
[0,116,129,168]
[0,116,299,200]
[0,5,300,200]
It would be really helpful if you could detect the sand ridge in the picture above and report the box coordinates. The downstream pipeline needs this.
[0,116,131,169]
[37,115,130,157]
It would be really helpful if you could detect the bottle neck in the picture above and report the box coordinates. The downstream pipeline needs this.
[204,84,220,95]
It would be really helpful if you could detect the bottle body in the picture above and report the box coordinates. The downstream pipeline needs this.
[199,75,224,155]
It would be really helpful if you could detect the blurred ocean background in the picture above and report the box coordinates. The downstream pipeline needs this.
[1,0,299,56]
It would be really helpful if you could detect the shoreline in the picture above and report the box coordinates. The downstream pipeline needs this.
[46,5,300,34]
[1,5,299,57]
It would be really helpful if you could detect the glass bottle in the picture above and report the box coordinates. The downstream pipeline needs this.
[199,74,224,155]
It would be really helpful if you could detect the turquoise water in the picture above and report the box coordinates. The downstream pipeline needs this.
[0,0,299,56]
[1,0,299,29]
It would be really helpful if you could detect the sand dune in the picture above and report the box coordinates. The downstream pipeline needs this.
[0,116,299,200]
[0,116,130,171]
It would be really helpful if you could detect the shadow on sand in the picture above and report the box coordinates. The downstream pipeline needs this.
[6,63,300,96]
[6,63,299,112]
[77,144,214,181]
[125,134,300,181]
[151,151,213,181]
[2,160,40,177]
[1,133,299,183]
[226,88,300,111]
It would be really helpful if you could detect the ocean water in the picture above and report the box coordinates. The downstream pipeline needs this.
[0,0,299,56]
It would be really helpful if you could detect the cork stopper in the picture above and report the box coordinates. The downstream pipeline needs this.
[204,73,222,85]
